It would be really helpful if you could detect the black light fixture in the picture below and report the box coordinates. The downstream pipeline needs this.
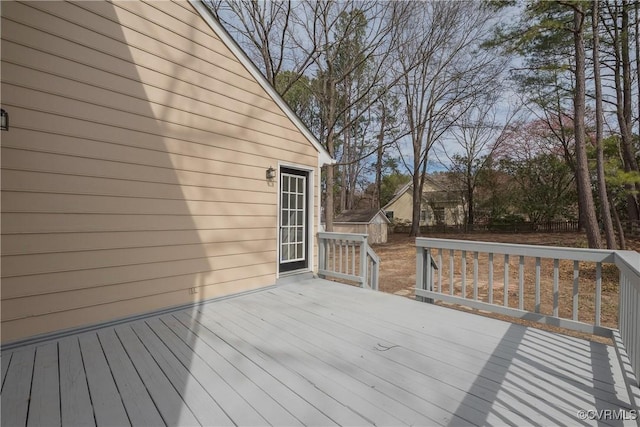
[266,166,276,180]
[1,109,7,131]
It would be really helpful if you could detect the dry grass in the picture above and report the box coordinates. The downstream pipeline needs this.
[372,232,640,344]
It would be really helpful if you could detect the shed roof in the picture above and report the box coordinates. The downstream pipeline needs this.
[334,209,390,224]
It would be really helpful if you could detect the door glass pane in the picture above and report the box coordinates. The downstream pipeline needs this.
[283,177,289,191]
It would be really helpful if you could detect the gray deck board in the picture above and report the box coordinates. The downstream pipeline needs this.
[204,304,436,426]
[222,290,532,426]
[1,347,35,427]
[113,325,200,426]
[28,343,61,427]
[97,328,165,426]
[1,351,12,390]
[275,285,630,409]
[148,316,305,426]
[78,333,130,427]
[172,311,370,426]
[58,336,94,426]
[295,283,628,393]
[163,313,339,426]
[129,321,242,426]
[1,278,637,427]
[226,288,576,426]
[279,283,632,423]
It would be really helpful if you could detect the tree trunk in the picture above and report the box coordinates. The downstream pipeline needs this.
[593,0,617,249]
[611,0,640,221]
[324,75,337,232]
[610,192,627,250]
[572,6,602,249]
[636,0,640,150]
[375,109,385,210]
[410,172,421,237]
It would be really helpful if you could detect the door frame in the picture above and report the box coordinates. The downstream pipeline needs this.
[277,163,314,277]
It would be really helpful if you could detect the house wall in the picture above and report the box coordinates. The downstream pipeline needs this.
[0,1,319,343]
[384,183,463,227]
[384,190,414,224]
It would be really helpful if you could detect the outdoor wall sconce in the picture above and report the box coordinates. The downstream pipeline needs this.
[266,166,276,180]
[1,109,8,131]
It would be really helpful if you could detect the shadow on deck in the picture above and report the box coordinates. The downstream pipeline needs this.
[1,278,637,426]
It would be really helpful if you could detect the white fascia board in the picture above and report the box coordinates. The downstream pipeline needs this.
[190,0,334,166]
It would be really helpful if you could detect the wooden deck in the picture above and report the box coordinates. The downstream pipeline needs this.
[1,278,637,426]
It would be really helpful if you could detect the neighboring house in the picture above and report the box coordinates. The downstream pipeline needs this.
[0,1,332,344]
[332,209,390,244]
[383,176,463,226]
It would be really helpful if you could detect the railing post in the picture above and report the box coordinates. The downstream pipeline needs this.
[416,245,433,303]
[416,246,424,302]
[360,236,368,288]
[318,234,326,278]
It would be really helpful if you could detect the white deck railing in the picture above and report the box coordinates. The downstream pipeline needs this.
[415,237,640,387]
[318,232,380,290]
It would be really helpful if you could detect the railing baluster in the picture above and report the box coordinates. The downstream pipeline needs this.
[488,253,494,304]
[595,262,601,327]
[449,249,454,296]
[437,249,443,294]
[535,257,541,313]
[504,254,509,307]
[473,252,479,301]
[573,260,579,321]
[351,244,355,277]
[461,250,467,298]
[332,240,336,272]
[518,255,524,310]
[553,258,559,317]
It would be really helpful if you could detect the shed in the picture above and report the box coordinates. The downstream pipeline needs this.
[333,209,390,244]
[0,0,332,344]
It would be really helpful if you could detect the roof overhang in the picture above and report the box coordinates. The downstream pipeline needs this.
[190,0,334,166]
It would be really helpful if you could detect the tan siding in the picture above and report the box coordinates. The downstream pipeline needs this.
[1,274,272,342]
[2,170,276,206]
[3,126,310,178]
[2,240,274,278]
[1,0,320,342]
[2,213,277,234]
[1,229,276,256]
[386,191,415,223]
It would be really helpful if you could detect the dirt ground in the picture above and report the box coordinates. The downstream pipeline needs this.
[372,232,640,344]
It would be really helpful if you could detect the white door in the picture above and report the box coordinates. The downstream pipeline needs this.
[279,168,308,273]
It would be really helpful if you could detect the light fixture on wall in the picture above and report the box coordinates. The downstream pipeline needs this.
[266,166,276,180]
[1,109,8,131]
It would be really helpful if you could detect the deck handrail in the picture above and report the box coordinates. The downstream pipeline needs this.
[415,237,640,388]
[318,232,379,290]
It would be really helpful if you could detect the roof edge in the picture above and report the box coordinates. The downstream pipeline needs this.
[189,0,334,166]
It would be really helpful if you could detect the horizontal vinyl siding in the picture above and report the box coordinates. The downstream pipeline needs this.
[1,0,319,342]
